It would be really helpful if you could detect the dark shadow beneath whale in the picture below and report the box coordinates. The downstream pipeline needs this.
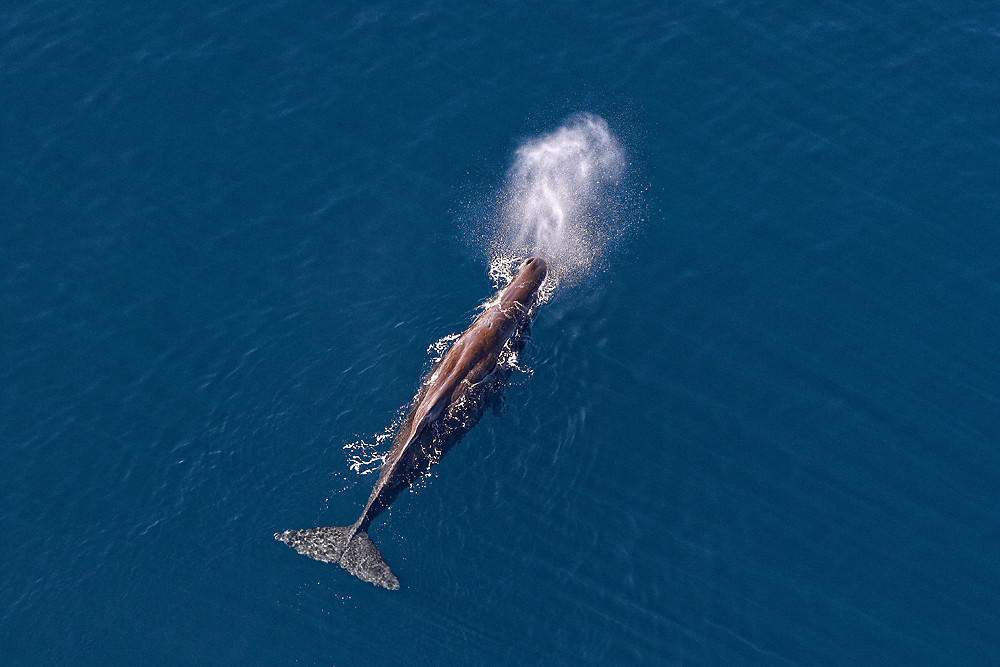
[275,256,549,589]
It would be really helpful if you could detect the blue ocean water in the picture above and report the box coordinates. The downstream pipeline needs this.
[3,1,999,664]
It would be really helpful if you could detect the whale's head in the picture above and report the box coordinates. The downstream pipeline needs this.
[500,256,548,315]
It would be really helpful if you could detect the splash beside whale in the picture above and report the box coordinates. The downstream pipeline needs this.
[275,256,549,589]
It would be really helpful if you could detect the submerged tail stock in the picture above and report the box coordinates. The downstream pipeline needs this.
[275,525,399,590]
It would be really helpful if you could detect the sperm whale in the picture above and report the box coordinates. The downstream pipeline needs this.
[275,256,549,589]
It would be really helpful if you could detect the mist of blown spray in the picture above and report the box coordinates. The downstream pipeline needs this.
[488,112,629,290]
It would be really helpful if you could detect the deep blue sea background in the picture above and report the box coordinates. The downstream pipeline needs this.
[3,2,1000,664]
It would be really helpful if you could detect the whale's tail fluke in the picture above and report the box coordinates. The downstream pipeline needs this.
[275,525,399,590]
